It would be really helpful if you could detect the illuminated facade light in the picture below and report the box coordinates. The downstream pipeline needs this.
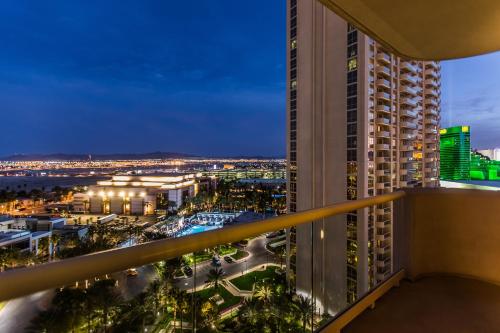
[112,176,132,181]
[107,191,115,197]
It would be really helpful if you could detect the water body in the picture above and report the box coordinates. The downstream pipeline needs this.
[179,224,221,237]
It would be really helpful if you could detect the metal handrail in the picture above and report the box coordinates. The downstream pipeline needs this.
[0,191,405,302]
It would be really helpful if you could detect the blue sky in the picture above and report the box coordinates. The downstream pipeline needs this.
[0,0,286,157]
[441,52,500,150]
[0,1,498,157]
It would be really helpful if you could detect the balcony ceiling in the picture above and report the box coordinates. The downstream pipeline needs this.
[318,0,500,60]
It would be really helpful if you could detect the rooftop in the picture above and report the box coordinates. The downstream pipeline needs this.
[93,173,202,190]
[0,229,31,242]
[0,215,14,224]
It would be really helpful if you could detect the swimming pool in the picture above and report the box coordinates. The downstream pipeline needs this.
[178,224,221,237]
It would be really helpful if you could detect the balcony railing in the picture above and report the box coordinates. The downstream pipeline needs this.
[1,189,498,333]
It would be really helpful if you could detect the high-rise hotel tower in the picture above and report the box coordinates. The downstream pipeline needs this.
[286,0,441,313]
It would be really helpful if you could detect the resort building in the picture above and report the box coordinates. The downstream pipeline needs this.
[72,173,211,215]
[286,0,441,313]
[477,148,500,161]
[204,168,286,180]
[0,215,64,254]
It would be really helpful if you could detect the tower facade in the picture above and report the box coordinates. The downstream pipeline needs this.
[440,126,471,180]
[286,0,441,313]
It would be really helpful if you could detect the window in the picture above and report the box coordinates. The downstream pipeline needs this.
[347,44,357,58]
[347,137,357,149]
[347,123,357,135]
[347,31,357,44]
[347,83,357,97]
[347,110,357,122]
[347,149,357,161]
[347,96,357,110]
[347,71,357,84]
[348,58,357,71]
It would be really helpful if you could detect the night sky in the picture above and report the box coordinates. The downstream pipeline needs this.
[0,0,286,157]
[0,1,498,157]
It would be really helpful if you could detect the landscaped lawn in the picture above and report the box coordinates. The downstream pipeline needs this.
[231,250,249,260]
[184,251,212,264]
[196,286,242,310]
[229,266,279,291]
[216,244,237,256]
[184,245,237,264]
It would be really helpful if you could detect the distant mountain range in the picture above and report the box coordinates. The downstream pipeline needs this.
[0,152,196,161]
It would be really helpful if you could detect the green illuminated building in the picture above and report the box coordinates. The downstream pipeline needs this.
[470,151,500,180]
[440,126,471,180]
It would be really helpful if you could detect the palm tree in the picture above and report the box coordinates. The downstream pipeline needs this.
[270,293,294,332]
[167,287,181,331]
[27,308,68,333]
[293,295,313,332]
[87,279,122,332]
[20,250,40,266]
[274,246,286,268]
[254,282,274,303]
[146,279,162,316]
[239,297,261,327]
[199,299,219,330]
[115,292,154,332]
[0,248,16,271]
[50,233,61,259]
[177,290,190,330]
[51,288,86,332]
[38,237,50,257]
[206,267,226,290]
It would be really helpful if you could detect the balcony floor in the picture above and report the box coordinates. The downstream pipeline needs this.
[343,276,500,333]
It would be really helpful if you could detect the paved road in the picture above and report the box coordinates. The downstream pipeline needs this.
[0,290,54,333]
[0,236,275,332]
[113,264,158,299]
[177,235,274,291]
[111,235,274,295]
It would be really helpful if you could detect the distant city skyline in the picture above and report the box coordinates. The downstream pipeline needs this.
[0,1,499,156]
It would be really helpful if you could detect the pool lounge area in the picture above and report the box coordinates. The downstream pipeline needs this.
[178,224,221,237]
